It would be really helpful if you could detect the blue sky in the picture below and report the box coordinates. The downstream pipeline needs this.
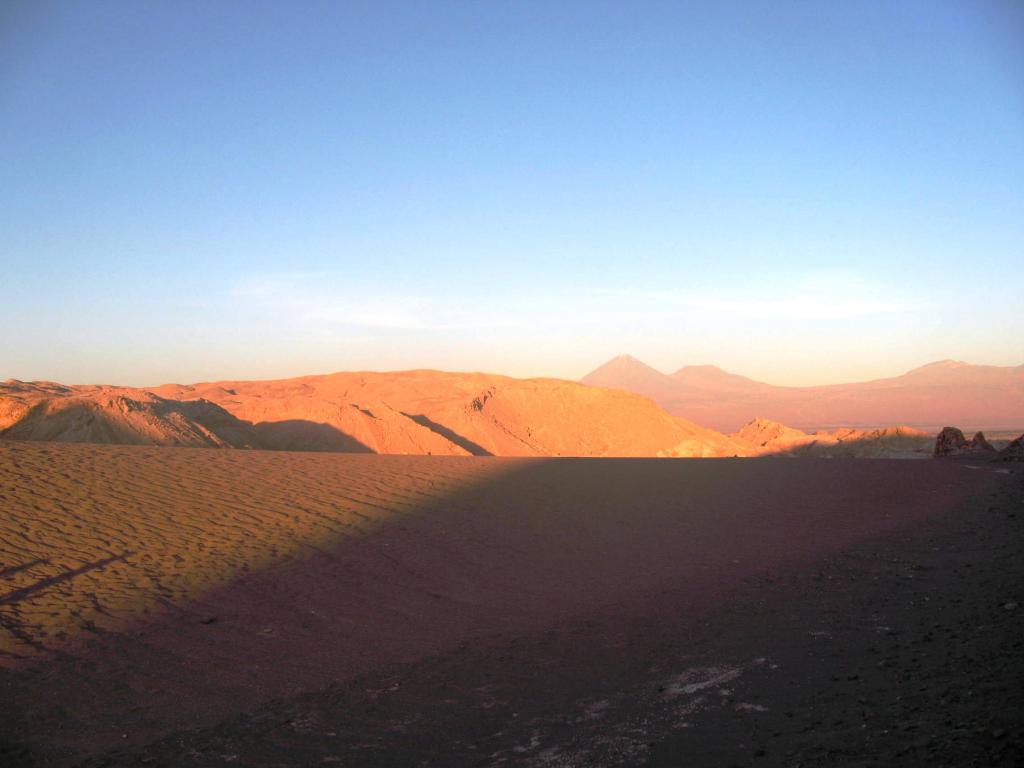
[2,0,1022,386]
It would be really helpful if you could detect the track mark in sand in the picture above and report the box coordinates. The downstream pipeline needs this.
[0,559,49,579]
[0,553,131,606]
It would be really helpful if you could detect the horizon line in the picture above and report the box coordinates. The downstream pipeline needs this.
[4,355,1022,393]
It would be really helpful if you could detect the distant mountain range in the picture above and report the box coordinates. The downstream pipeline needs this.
[581,355,1024,432]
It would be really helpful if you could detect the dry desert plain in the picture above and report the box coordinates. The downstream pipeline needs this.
[0,438,1022,767]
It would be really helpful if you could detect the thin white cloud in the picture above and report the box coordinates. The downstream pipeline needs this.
[646,293,918,320]
[233,269,930,336]
[628,272,931,320]
[303,300,431,330]
[233,272,478,332]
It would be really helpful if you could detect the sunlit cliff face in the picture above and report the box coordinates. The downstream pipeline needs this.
[0,371,741,457]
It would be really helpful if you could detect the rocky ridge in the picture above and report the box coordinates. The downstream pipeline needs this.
[731,418,933,458]
[933,427,997,458]
[0,372,736,458]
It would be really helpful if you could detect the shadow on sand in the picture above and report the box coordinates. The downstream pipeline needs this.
[253,420,375,453]
[0,452,1002,767]
[0,560,50,580]
[0,554,131,607]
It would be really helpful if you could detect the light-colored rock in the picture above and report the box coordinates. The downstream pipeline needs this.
[731,419,932,458]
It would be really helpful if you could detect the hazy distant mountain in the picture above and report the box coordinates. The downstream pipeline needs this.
[668,365,773,394]
[0,371,740,458]
[579,354,680,397]
[582,356,1024,431]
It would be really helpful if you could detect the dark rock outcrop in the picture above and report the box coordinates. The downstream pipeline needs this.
[934,427,969,457]
[993,433,1024,462]
[971,431,995,452]
[933,427,996,457]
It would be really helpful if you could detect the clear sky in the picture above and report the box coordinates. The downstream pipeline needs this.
[2,1,1022,386]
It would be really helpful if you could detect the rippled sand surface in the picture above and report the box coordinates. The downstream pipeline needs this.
[0,441,1003,764]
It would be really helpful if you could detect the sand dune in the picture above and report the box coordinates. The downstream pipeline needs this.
[583,355,1024,432]
[0,441,1008,764]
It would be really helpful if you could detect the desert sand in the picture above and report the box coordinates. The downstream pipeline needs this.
[583,355,1024,432]
[1,440,1021,766]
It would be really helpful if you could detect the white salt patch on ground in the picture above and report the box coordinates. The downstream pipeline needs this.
[663,666,742,698]
[736,702,769,712]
